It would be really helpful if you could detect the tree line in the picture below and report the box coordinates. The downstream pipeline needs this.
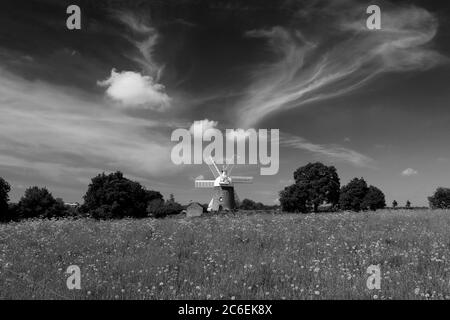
[1,162,450,222]
[278,162,450,213]
[0,172,182,223]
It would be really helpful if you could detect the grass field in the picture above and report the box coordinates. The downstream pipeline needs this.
[1,209,450,300]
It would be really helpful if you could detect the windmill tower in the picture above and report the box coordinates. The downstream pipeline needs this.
[195,157,253,212]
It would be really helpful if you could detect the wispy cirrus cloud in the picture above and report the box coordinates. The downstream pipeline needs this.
[237,1,447,127]
[0,69,179,189]
[281,133,374,168]
[97,13,172,111]
[185,118,373,168]
[115,11,164,80]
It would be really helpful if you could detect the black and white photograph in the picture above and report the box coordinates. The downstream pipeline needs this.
[1,0,450,306]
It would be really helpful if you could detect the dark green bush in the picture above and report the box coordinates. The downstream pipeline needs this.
[81,171,162,219]
[339,178,369,212]
[147,198,183,218]
[429,187,450,209]
[279,183,310,213]
[361,186,386,211]
[17,187,68,219]
[0,177,11,222]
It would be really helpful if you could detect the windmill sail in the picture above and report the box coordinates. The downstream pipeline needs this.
[195,180,215,188]
[231,176,253,183]
[206,157,221,178]
[225,162,235,175]
[207,163,220,178]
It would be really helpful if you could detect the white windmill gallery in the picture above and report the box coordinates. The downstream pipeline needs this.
[194,157,253,212]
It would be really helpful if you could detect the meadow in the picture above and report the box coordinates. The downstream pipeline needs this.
[1,209,450,300]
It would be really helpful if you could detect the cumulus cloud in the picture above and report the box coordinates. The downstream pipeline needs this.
[100,13,171,110]
[402,168,418,176]
[189,119,219,138]
[188,120,256,146]
[237,2,447,127]
[98,69,170,110]
[226,128,254,142]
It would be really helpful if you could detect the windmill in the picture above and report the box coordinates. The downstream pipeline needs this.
[195,157,253,212]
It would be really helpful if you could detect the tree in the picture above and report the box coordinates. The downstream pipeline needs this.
[147,197,183,218]
[0,177,11,222]
[293,162,340,212]
[405,200,411,209]
[254,202,265,210]
[392,200,398,209]
[147,198,165,213]
[339,178,369,212]
[17,186,67,219]
[240,198,257,210]
[162,197,183,216]
[279,184,310,213]
[361,185,386,211]
[239,199,267,210]
[428,187,450,209]
[7,203,20,222]
[81,171,163,219]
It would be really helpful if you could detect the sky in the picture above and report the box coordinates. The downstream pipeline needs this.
[1,0,450,206]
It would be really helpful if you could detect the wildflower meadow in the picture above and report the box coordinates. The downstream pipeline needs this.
[1,209,450,299]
